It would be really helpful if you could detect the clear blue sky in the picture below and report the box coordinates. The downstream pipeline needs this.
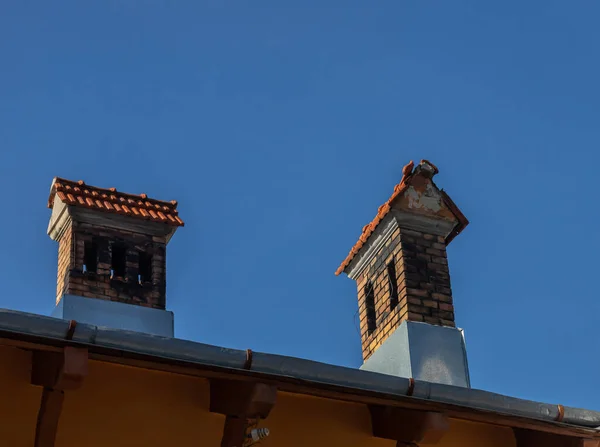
[1,1,599,411]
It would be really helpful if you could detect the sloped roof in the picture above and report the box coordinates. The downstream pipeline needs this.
[48,177,184,227]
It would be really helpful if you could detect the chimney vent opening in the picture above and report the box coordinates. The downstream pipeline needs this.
[83,240,98,274]
[111,243,127,279]
[365,281,376,335]
[138,251,153,284]
[387,260,399,311]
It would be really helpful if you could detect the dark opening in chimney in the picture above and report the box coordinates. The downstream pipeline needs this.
[387,260,399,311]
[138,251,153,284]
[111,243,127,278]
[83,240,98,274]
[365,281,376,335]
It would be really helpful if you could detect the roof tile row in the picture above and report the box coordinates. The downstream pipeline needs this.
[48,178,184,227]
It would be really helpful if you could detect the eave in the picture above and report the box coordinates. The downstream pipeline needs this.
[0,309,599,441]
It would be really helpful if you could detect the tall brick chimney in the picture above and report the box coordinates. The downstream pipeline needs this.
[336,160,471,387]
[47,178,184,336]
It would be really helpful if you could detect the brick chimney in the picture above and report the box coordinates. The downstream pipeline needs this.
[336,160,471,387]
[47,178,184,336]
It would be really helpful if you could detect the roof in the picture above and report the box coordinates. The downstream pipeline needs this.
[0,308,598,438]
[335,159,468,275]
[48,177,184,227]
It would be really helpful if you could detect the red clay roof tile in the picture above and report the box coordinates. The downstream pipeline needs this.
[335,160,467,276]
[48,177,184,227]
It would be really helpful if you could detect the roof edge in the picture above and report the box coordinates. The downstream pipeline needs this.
[0,308,598,435]
[441,189,469,245]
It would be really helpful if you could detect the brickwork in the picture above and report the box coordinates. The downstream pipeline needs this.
[55,220,167,309]
[56,220,74,303]
[357,227,455,361]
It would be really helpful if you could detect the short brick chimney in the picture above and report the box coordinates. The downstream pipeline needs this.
[336,160,471,386]
[47,178,184,336]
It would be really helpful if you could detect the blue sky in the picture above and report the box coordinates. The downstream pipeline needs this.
[1,1,599,411]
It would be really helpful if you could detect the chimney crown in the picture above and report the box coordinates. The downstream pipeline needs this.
[48,177,184,230]
[335,160,467,276]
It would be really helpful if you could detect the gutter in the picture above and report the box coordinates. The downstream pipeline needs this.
[1,309,599,434]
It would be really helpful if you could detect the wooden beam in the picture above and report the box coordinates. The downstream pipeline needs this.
[514,428,600,447]
[32,347,88,391]
[34,389,64,447]
[369,405,449,445]
[210,380,277,447]
[220,416,249,447]
[210,380,277,419]
[31,348,88,447]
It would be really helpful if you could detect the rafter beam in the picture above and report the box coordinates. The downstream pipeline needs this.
[220,416,250,447]
[210,380,277,419]
[369,405,449,445]
[31,347,88,447]
[210,380,277,447]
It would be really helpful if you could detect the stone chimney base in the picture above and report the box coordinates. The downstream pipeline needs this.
[360,321,470,388]
[52,294,174,337]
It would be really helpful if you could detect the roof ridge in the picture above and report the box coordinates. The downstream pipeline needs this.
[53,177,178,208]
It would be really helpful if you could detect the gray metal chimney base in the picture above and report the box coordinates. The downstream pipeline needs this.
[52,294,174,337]
[360,320,470,388]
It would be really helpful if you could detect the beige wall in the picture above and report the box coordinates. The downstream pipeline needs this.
[0,345,515,446]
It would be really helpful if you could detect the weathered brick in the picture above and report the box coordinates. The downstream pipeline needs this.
[436,286,452,295]
[53,220,168,310]
[397,272,420,289]
[409,305,431,315]
[349,225,456,360]
[407,312,424,322]
[427,262,449,273]
[431,256,448,265]
[431,292,452,302]
[419,282,435,291]
[422,300,438,308]
[425,248,444,257]
[405,288,429,297]
[432,310,454,320]
[416,253,431,262]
